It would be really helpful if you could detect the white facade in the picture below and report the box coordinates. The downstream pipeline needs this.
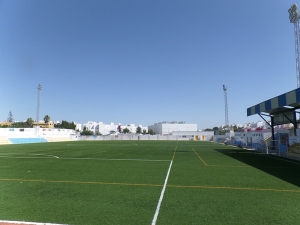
[75,123,82,131]
[83,121,148,135]
[83,121,117,135]
[121,124,147,133]
[121,124,136,133]
[148,122,197,135]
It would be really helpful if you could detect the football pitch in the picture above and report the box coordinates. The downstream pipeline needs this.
[1,140,300,225]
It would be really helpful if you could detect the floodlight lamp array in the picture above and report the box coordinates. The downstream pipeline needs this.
[289,4,299,23]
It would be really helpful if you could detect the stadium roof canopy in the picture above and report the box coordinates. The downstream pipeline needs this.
[247,88,300,116]
[247,88,300,137]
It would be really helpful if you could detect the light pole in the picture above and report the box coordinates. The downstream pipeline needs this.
[288,4,300,87]
[223,85,229,132]
[36,84,42,135]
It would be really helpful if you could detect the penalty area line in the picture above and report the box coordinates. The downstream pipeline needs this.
[151,160,173,225]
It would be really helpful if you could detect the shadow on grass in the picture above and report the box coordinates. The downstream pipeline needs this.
[215,148,300,188]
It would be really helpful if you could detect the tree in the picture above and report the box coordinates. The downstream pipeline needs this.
[232,125,238,132]
[218,128,226,135]
[44,115,50,123]
[11,122,27,128]
[54,120,76,129]
[211,126,219,135]
[7,110,13,122]
[123,127,130,133]
[204,128,213,131]
[136,126,142,134]
[148,129,154,135]
[80,126,94,135]
[142,129,147,135]
[235,127,242,132]
[26,118,34,127]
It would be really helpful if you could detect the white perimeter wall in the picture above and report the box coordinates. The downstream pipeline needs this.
[0,127,75,137]
[172,131,214,140]
[78,134,196,141]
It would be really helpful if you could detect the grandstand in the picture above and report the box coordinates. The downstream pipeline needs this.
[242,87,300,160]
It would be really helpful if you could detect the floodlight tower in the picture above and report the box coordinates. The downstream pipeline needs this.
[36,84,42,134]
[223,85,229,130]
[288,3,300,88]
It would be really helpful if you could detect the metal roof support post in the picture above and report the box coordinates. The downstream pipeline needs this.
[293,111,297,135]
[277,108,297,136]
[258,113,274,138]
[271,116,275,142]
[258,114,272,127]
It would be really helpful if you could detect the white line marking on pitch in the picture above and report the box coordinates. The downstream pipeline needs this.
[0,220,68,225]
[62,158,170,162]
[151,160,173,225]
[32,154,59,158]
[0,156,59,159]
[0,153,59,158]
[0,156,169,162]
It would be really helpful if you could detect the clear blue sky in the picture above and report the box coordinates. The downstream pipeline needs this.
[0,0,299,129]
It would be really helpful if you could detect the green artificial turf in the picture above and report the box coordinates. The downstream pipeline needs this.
[1,140,300,224]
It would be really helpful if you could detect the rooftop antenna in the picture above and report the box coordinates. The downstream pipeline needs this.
[36,84,42,134]
[223,85,229,131]
[288,3,300,87]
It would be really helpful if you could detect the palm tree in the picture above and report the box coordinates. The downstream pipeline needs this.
[44,115,50,123]
[26,118,34,127]
[7,110,13,122]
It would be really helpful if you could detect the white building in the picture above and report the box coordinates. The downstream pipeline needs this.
[121,124,148,133]
[148,121,197,135]
[82,121,148,135]
[75,123,82,131]
[172,130,214,141]
[83,121,117,135]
